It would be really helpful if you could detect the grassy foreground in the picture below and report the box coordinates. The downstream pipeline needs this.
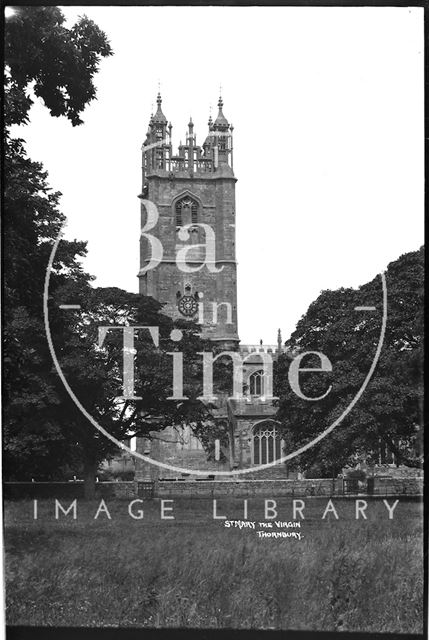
[4,497,423,632]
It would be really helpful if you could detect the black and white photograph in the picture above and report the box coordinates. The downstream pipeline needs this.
[2,4,425,638]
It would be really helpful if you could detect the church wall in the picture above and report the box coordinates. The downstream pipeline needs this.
[134,428,230,481]
[151,477,424,498]
[4,477,423,500]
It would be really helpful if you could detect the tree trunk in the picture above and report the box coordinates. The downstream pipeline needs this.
[379,431,422,469]
[83,459,97,500]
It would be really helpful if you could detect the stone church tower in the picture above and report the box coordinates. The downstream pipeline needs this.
[135,94,290,481]
[138,93,239,350]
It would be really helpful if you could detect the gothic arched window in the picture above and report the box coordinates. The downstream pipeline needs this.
[249,369,264,396]
[175,196,198,228]
[253,422,282,465]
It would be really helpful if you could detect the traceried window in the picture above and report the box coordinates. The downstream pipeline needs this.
[249,369,264,396]
[253,422,282,465]
[175,196,198,228]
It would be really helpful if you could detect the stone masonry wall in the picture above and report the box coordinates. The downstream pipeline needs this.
[5,477,422,500]
[151,477,423,498]
[139,175,238,344]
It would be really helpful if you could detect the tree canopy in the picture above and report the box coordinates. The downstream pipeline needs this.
[42,281,231,495]
[3,9,231,493]
[4,6,113,318]
[5,6,112,127]
[274,247,424,476]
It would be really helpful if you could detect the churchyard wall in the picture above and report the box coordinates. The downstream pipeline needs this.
[4,476,422,500]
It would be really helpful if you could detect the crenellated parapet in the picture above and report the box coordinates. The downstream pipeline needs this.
[142,94,234,182]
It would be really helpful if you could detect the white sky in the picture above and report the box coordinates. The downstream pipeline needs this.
[12,6,424,344]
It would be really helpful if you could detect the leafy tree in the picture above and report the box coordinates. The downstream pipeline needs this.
[5,276,232,495]
[4,6,113,312]
[46,283,232,497]
[5,6,112,127]
[2,136,92,483]
[4,4,113,309]
[3,8,232,495]
[274,247,424,476]
[3,6,112,484]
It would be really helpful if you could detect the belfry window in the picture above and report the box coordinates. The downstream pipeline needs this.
[175,202,182,227]
[175,196,198,228]
[253,422,282,465]
[192,207,197,224]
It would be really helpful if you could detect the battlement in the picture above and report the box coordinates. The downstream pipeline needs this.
[239,344,285,355]
[142,93,234,183]
[169,156,214,173]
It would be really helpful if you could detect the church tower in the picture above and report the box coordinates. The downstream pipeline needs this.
[138,93,239,350]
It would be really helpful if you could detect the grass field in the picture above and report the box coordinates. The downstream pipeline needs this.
[4,497,423,632]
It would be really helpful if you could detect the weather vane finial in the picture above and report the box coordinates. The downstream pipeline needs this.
[218,84,224,109]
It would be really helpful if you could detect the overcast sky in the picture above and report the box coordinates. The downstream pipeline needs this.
[12,6,424,344]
